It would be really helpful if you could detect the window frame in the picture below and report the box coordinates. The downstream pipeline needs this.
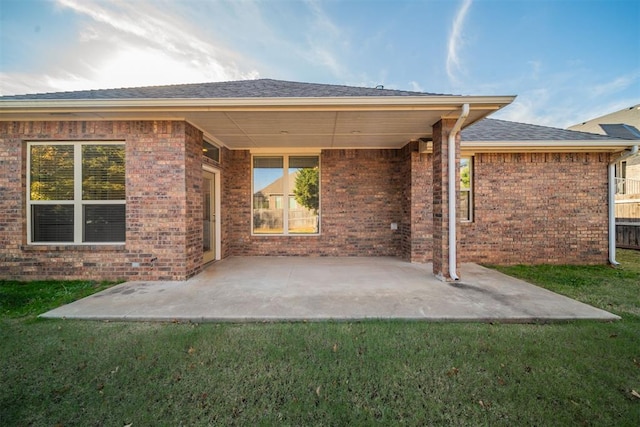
[251,153,321,236]
[27,141,126,245]
[202,139,221,164]
[460,156,473,223]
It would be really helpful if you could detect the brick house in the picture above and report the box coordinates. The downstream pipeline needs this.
[1,79,636,281]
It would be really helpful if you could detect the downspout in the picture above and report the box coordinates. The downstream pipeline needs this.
[448,103,470,280]
[609,144,639,265]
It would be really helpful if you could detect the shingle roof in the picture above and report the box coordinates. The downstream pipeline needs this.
[462,118,622,141]
[0,78,446,100]
[599,124,640,140]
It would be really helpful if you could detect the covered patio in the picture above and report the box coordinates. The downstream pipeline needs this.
[41,257,618,322]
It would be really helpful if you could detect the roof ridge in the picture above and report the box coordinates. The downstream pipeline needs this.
[1,78,444,99]
[254,78,440,96]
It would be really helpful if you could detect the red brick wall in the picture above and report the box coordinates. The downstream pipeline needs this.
[399,143,413,259]
[184,123,204,278]
[0,119,613,282]
[219,148,609,265]
[0,120,203,281]
[409,151,434,263]
[460,152,610,264]
[223,149,404,256]
[398,142,434,263]
[221,149,251,257]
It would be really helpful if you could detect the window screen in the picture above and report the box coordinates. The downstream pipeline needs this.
[31,205,74,242]
[83,204,126,242]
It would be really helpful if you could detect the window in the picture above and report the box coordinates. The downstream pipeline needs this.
[252,155,319,235]
[203,140,220,163]
[459,157,473,222]
[28,142,125,244]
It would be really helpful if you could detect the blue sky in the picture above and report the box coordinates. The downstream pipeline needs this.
[1,0,638,128]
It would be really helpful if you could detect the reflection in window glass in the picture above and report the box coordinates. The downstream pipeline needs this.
[289,156,319,234]
[253,157,284,234]
[252,155,320,235]
[82,145,125,200]
[203,140,220,163]
[459,157,472,221]
[30,145,74,201]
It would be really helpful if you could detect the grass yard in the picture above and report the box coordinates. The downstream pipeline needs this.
[1,251,639,426]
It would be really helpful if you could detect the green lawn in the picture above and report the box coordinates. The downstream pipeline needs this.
[1,251,639,426]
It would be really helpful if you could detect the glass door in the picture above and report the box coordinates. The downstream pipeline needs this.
[203,171,216,263]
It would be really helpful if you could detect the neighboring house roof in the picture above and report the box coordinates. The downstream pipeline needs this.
[257,172,298,195]
[568,104,640,135]
[599,124,640,140]
[0,79,446,100]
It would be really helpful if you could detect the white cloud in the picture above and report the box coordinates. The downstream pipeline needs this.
[527,60,542,80]
[0,0,367,96]
[492,84,640,129]
[408,81,424,92]
[493,88,556,126]
[591,71,640,97]
[301,0,349,79]
[1,0,260,95]
[446,0,472,85]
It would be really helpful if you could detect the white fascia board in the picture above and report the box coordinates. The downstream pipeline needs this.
[461,140,634,153]
[0,95,516,113]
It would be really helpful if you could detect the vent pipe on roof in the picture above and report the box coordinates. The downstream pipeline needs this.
[608,144,639,265]
[448,103,470,281]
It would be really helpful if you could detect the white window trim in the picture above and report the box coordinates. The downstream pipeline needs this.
[460,156,473,223]
[251,153,321,236]
[203,138,221,164]
[202,164,222,260]
[27,141,126,245]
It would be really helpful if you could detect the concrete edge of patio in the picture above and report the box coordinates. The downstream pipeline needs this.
[38,314,621,324]
[39,258,622,324]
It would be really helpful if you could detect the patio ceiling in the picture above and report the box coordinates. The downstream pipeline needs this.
[0,96,515,149]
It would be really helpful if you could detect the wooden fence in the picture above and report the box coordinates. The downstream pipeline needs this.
[616,222,640,250]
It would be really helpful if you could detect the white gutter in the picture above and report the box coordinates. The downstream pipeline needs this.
[609,144,639,265]
[448,103,470,280]
[0,95,516,111]
[459,140,633,153]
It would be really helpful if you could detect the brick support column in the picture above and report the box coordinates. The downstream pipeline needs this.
[432,118,460,281]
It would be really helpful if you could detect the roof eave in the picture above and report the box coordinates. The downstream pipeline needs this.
[0,95,516,113]
[460,140,634,153]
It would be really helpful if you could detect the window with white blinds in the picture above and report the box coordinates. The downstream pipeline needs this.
[28,142,126,244]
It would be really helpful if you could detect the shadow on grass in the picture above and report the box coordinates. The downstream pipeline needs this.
[0,280,121,319]
[488,249,640,319]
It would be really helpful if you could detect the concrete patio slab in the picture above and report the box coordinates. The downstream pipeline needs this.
[40,257,620,322]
